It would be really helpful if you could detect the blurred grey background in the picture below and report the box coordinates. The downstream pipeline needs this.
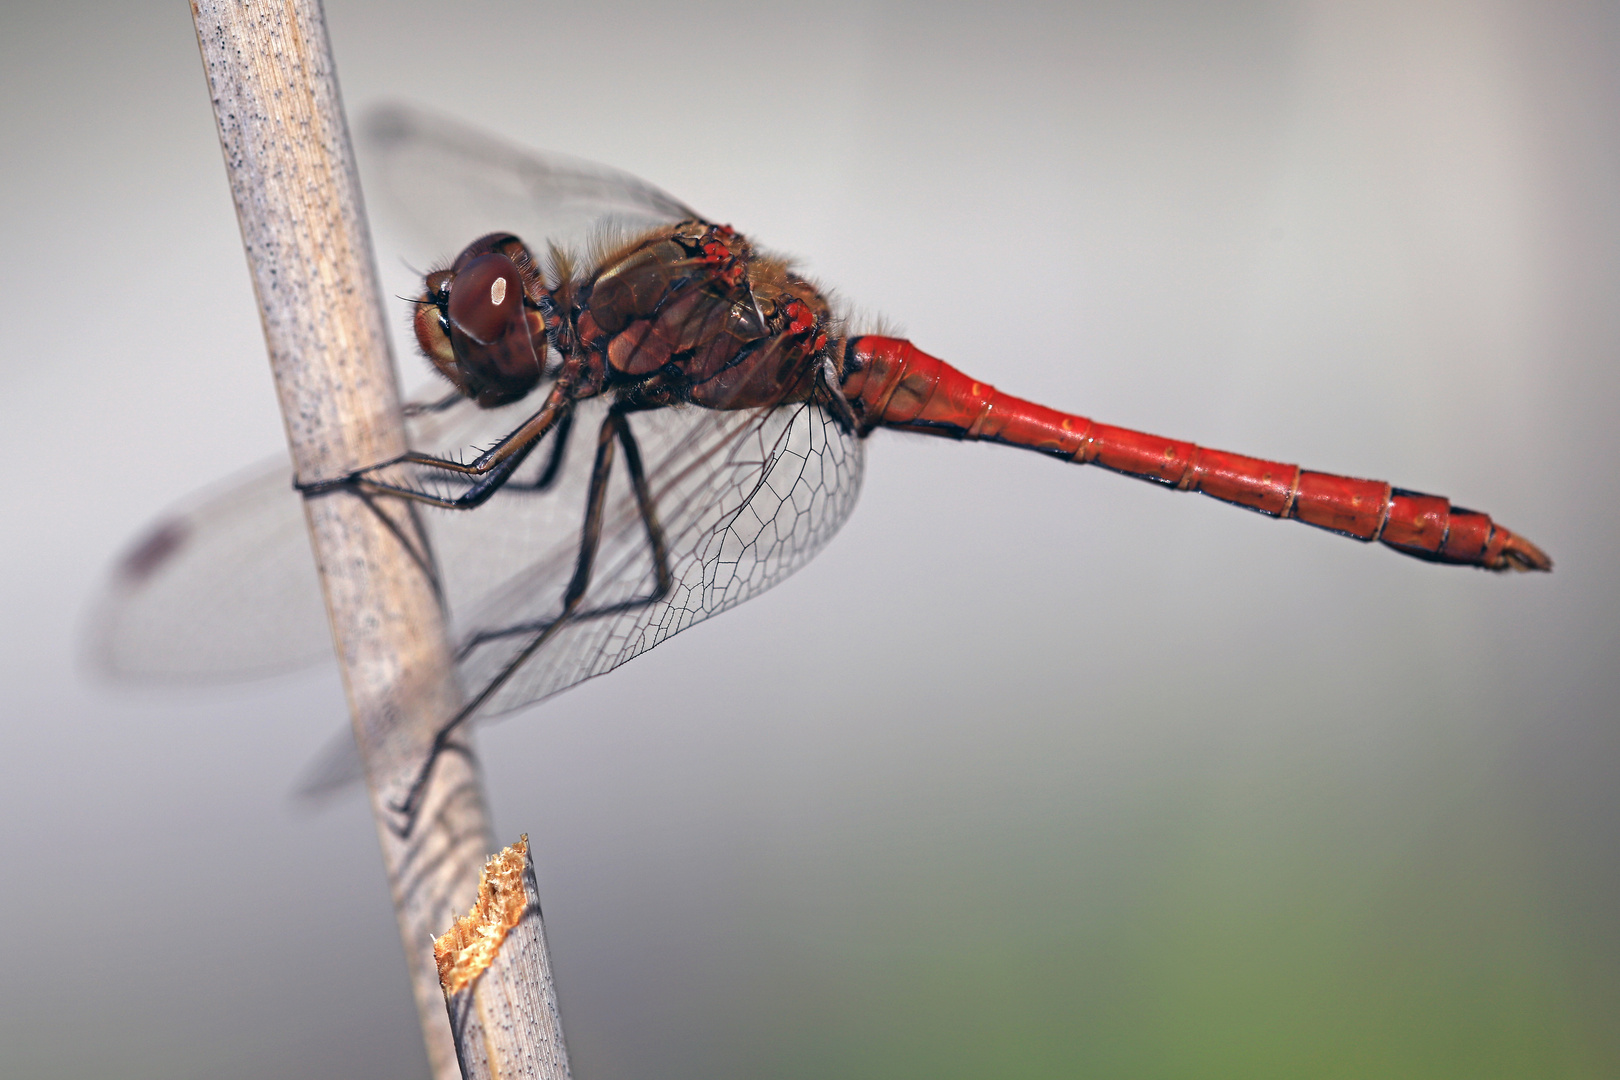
[2,1,1616,1077]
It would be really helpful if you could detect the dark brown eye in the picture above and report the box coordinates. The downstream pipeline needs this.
[448,253,522,345]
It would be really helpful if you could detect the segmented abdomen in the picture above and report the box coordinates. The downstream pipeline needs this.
[841,336,1550,571]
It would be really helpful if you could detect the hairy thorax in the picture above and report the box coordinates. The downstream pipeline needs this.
[552,221,838,410]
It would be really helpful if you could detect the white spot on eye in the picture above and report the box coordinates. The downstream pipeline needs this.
[490,276,508,306]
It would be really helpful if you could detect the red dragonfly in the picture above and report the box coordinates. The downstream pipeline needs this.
[97,106,1550,816]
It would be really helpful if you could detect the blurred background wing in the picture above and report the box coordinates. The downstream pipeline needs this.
[358,102,699,262]
[88,395,498,681]
[88,458,329,680]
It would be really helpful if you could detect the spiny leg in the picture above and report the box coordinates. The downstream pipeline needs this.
[299,384,571,506]
[407,407,575,506]
[341,431,543,510]
[306,393,574,510]
[389,383,569,479]
[391,408,673,833]
[509,408,575,493]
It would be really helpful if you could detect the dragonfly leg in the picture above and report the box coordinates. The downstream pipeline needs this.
[299,387,573,509]
[609,407,674,603]
[392,407,577,507]
[344,439,543,510]
[391,408,673,834]
[557,408,619,609]
[506,409,575,493]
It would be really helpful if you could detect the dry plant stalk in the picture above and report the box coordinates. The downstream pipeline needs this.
[436,837,572,1079]
[190,2,494,1076]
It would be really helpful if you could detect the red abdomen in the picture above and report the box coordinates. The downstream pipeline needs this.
[840,336,1550,572]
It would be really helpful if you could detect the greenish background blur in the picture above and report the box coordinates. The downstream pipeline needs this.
[1,2,1614,1077]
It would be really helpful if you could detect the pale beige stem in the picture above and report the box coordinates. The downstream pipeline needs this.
[436,838,572,1079]
[190,3,493,1076]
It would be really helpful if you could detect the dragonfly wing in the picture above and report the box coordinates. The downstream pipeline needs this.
[88,393,505,682]
[358,103,700,261]
[89,459,331,680]
[410,397,865,722]
[283,397,864,796]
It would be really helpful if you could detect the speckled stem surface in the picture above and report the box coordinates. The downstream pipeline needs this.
[190,3,493,1076]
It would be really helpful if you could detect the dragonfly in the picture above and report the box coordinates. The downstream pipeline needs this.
[95,105,1551,827]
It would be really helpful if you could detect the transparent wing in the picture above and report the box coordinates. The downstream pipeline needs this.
[358,103,699,261]
[89,460,328,680]
[279,394,863,800]
[93,384,866,703]
[90,395,504,680]
[410,397,864,722]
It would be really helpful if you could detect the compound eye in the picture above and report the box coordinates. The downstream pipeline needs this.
[448,252,522,345]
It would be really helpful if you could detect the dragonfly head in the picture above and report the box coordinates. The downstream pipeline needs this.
[415,233,549,408]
